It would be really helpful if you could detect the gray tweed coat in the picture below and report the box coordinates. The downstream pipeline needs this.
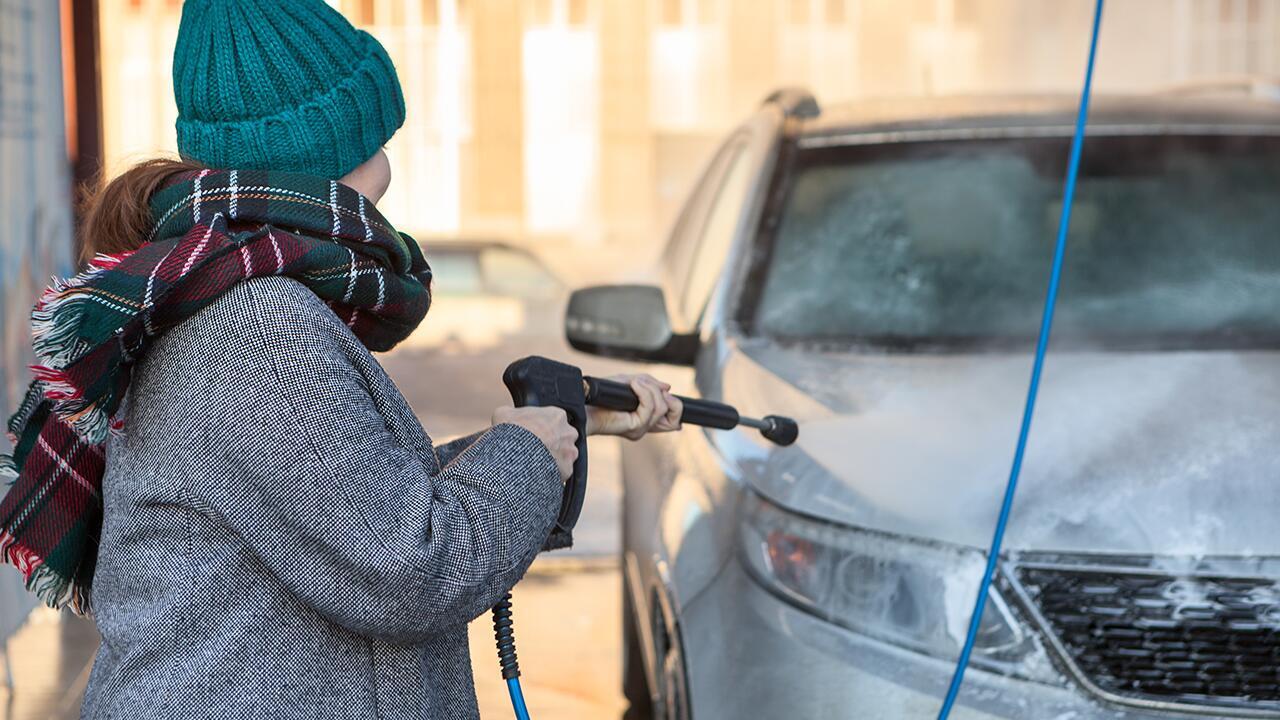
[80,276,563,719]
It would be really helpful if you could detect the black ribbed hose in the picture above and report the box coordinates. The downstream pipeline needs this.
[492,593,521,680]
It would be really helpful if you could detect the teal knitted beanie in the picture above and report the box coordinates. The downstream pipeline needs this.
[173,0,405,179]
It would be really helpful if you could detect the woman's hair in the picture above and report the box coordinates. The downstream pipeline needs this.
[77,158,203,267]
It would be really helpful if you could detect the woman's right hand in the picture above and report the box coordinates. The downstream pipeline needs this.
[492,405,578,481]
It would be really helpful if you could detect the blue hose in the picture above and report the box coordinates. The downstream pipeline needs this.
[507,677,531,720]
[935,2,1105,718]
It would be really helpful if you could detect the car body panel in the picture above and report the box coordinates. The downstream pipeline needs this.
[681,557,1178,720]
[620,386,740,690]
[612,90,1280,719]
[723,341,1280,556]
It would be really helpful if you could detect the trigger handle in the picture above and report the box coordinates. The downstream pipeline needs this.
[502,356,588,552]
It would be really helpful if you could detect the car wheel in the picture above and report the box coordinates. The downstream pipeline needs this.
[649,591,691,720]
[622,573,655,720]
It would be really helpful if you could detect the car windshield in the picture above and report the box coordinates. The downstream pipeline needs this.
[752,133,1280,350]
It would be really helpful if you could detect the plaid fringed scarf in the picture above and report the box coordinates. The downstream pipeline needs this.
[0,169,432,612]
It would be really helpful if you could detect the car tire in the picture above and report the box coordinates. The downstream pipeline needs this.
[622,572,655,720]
[653,601,692,720]
[642,585,692,720]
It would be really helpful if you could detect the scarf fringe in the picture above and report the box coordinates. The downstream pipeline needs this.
[25,252,135,445]
[27,367,112,443]
[31,251,135,370]
[29,365,80,400]
[0,531,89,613]
[32,285,95,369]
[36,392,110,445]
[7,382,46,439]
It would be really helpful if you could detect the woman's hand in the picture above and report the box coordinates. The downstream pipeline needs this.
[587,374,683,441]
[493,405,579,481]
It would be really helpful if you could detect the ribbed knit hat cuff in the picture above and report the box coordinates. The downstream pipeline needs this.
[175,31,405,180]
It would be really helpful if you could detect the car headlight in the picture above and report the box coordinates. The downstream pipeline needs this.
[739,490,1057,682]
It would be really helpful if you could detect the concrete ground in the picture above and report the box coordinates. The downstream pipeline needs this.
[0,606,99,720]
[470,559,625,719]
[0,330,630,720]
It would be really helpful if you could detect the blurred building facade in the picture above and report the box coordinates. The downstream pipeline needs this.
[0,0,77,650]
[97,0,1280,264]
[0,1,75,420]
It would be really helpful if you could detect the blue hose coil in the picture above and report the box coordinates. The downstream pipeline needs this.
[935,1,1105,718]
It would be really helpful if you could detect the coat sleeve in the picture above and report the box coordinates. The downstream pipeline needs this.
[435,432,486,467]
[178,279,563,644]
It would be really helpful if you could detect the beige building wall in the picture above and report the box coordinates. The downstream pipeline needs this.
[726,2,780,117]
[361,0,471,234]
[93,0,1280,262]
[463,0,526,235]
[599,0,655,245]
[97,0,181,174]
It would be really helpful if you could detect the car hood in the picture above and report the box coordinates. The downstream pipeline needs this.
[719,340,1280,557]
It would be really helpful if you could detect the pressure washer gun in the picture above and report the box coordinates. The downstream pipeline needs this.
[492,355,798,719]
[502,355,798,550]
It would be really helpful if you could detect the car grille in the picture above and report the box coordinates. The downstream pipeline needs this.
[1012,558,1280,714]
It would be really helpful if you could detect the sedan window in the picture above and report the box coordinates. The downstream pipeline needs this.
[428,252,484,295]
[752,134,1280,350]
[479,247,562,298]
[681,144,754,325]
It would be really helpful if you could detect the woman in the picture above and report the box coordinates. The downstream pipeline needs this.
[0,1,681,718]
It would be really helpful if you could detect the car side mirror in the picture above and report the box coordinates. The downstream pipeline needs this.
[564,285,698,366]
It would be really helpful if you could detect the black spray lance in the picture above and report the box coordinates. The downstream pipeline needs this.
[492,356,798,719]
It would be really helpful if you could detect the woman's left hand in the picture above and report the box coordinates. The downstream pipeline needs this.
[586,374,683,440]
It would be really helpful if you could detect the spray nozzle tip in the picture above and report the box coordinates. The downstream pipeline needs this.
[760,415,799,446]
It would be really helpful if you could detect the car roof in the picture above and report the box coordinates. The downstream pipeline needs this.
[794,92,1280,144]
[422,239,513,253]
[420,238,567,284]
